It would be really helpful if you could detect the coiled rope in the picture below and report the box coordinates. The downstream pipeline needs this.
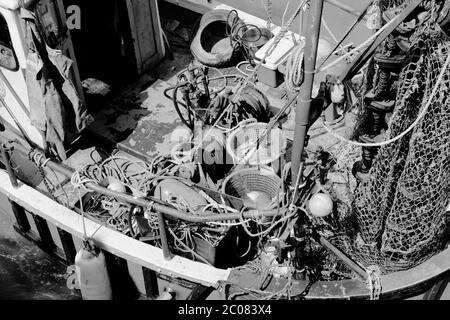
[285,40,305,93]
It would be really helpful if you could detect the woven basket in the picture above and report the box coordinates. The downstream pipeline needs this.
[226,122,287,166]
[221,167,281,210]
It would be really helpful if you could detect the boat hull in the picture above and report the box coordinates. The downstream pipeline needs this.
[1,168,449,300]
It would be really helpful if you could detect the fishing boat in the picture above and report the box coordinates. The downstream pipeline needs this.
[0,0,449,300]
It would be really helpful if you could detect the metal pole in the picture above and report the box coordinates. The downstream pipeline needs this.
[157,212,173,260]
[318,235,368,281]
[0,70,30,117]
[291,0,325,186]
[0,94,34,147]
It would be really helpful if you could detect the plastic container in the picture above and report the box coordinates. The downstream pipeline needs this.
[255,32,302,87]
[192,226,252,269]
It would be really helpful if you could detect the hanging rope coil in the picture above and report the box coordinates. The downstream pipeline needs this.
[285,41,305,93]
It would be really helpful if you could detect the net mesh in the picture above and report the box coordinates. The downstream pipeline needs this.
[330,0,450,273]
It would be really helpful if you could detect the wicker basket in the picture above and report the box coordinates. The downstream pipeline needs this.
[226,122,287,166]
[221,167,281,210]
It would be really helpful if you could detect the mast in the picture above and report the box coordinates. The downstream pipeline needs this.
[291,0,325,187]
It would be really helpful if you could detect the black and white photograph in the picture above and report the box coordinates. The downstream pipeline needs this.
[0,0,449,306]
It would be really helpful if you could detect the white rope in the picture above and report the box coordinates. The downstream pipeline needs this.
[261,0,273,30]
[281,1,290,27]
[285,41,305,93]
[320,48,450,148]
[71,171,99,240]
[366,265,382,300]
[70,170,97,192]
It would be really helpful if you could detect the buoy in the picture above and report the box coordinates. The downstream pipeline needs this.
[308,193,334,218]
[107,181,127,193]
[75,240,112,300]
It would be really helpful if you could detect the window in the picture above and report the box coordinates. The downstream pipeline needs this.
[0,13,19,71]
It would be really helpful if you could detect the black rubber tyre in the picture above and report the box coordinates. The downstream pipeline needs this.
[190,9,244,67]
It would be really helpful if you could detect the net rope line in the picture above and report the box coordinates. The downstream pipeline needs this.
[319,48,450,148]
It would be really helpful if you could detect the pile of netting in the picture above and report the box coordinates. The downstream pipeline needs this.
[331,0,450,273]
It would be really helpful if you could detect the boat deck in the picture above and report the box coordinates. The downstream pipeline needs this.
[2,1,449,300]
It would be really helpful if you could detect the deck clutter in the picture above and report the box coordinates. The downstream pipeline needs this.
[0,0,449,300]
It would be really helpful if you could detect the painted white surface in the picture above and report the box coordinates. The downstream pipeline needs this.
[0,0,19,10]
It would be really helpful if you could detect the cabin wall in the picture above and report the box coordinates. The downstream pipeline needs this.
[126,0,165,75]
[64,0,165,87]
[0,7,45,149]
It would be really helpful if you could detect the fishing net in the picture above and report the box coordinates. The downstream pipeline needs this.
[331,1,450,273]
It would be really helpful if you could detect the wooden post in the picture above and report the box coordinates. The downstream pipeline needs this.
[57,227,77,264]
[143,267,159,298]
[9,201,30,233]
[32,213,56,251]
[157,212,173,260]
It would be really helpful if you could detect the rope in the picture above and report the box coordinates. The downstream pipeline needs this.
[28,148,59,202]
[319,12,400,73]
[285,40,305,93]
[167,227,212,265]
[240,206,298,238]
[71,171,99,240]
[320,48,450,148]
[262,0,273,30]
[366,266,382,300]
[281,1,290,27]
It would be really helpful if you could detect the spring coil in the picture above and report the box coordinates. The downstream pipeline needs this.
[375,69,390,95]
